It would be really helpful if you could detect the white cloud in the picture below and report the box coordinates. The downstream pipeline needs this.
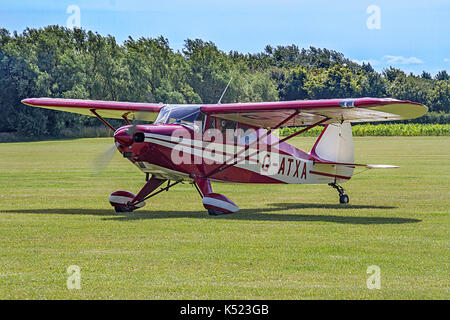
[444,58,450,63]
[382,55,423,65]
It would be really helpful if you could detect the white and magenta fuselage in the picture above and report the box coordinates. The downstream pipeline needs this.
[114,119,353,186]
[111,113,354,214]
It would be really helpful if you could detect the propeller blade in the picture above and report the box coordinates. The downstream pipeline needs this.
[94,111,148,174]
[127,111,147,135]
[92,144,117,175]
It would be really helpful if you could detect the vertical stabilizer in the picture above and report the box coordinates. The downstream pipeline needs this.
[311,122,354,181]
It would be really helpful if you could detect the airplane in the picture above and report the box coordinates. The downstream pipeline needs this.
[21,97,427,215]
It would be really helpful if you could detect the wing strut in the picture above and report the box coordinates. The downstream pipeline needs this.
[90,109,116,132]
[122,113,132,125]
[130,179,183,207]
[275,117,328,145]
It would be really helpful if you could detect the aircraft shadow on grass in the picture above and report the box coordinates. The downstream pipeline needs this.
[3,203,422,225]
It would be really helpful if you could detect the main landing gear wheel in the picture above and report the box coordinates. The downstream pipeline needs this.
[202,193,239,216]
[114,206,135,213]
[329,183,350,204]
[207,208,228,216]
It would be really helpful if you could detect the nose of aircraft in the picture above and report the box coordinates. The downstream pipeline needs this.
[114,127,133,147]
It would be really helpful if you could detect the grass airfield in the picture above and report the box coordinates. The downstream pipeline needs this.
[0,136,448,299]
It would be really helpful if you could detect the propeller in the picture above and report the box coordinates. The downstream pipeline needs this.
[92,111,148,175]
[127,111,147,135]
[92,143,117,175]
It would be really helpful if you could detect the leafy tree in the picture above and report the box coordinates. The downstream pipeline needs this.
[383,67,406,82]
[282,67,308,100]
[435,70,449,81]
[183,39,233,104]
[427,81,450,112]
[304,65,362,99]
[361,62,375,73]
[0,26,448,140]
[421,71,432,79]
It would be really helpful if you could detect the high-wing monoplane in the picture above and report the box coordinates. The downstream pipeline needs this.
[22,97,427,215]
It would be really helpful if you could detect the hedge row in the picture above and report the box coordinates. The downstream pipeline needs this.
[277,123,450,137]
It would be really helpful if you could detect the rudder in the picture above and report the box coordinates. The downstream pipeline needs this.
[311,122,354,181]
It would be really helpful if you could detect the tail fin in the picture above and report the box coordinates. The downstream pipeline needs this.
[311,122,354,182]
[311,122,354,163]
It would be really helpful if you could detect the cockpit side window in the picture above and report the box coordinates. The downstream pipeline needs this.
[154,106,202,129]
[168,108,199,124]
[216,119,237,132]
[216,119,237,143]
[207,116,216,129]
[154,106,170,124]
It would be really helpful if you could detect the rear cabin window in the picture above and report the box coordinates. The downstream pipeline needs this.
[238,124,257,145]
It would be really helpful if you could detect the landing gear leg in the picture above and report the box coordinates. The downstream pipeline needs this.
[129,176,167,207]
[329,182,349,204]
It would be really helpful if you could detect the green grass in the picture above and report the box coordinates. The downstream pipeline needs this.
[0,136,449,299]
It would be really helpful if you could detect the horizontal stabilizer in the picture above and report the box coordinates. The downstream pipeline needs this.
[366,164,399,169]
[313,159,399,169]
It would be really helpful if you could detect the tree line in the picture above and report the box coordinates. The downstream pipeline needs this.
[0,26,448,139]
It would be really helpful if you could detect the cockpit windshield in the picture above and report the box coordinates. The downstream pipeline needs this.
[154,106,202,128]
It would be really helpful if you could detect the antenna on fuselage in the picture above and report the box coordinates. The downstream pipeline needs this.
[217,77,232,104]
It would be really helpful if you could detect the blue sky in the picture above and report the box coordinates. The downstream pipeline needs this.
[1,0,449,75]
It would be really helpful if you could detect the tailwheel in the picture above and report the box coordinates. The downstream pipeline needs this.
[329,183,350,204]
[339,194,349,204]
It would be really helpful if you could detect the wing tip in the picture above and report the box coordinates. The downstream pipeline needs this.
[21,98,33,105]
[21,98,46,106]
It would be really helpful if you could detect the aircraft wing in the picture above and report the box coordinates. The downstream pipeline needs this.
[21,98,164,122]
[201,98,428,128]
